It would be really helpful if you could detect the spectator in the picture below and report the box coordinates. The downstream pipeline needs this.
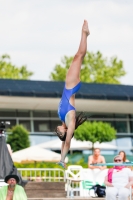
[119,151,129,162]
[119,151,132,170]
[0,174,27,200]
[104,155,133,200]
[0,127,27,187]
[88,148,106,169]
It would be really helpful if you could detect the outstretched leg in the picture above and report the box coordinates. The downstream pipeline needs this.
[59,21,90,166]
[65,20,90,89]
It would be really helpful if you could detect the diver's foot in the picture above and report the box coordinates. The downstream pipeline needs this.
[57,161,67,169]
[82,20,90,36]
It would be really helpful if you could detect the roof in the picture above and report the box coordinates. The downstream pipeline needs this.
[0,79,133,101]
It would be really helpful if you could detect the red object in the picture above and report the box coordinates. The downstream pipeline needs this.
[108,166,125,183]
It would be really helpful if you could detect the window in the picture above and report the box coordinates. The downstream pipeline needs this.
[34,121,50,132]
[19,120,31,131]
[50,121,61,131]
[1,120,16,129]
[114,114,128,118]
[114,121,127,133]
[102,120,127,133]
[130,121,133,133]
[103,121,115,127]
[0,110,16,117]
[33,111,49,118]
[89,113,114,119]
[50,111,58,118]
[17,110,30,117]
[131,115,133,119]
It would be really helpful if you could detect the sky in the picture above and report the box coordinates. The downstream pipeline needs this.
[0,0,133,85]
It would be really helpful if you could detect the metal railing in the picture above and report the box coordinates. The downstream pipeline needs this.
[18,168,65,182]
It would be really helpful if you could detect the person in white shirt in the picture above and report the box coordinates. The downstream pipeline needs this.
[104,155,133,200]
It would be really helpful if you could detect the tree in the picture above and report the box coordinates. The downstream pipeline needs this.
[50,51,126,84]
[7,125,30,152]
[0,54,33,79]
[74,121,116,150]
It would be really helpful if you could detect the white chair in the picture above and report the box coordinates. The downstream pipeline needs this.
[65,165,83,197]
[94,169,108,185]
[80,168,95,197]
[80,169,108,197]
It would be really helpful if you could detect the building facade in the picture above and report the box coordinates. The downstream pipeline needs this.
[0,79,133,154]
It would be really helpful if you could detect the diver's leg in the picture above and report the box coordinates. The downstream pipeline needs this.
[60,126,74,166]
[57,141,67,168]
[66,20,90,89]
[61,141,65,155]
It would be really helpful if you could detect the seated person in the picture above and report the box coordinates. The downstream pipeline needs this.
[104,155,133,200]
[119,151,129,162]
[0,174,27,200]
[118,151,131,169]
[88,148,106,170]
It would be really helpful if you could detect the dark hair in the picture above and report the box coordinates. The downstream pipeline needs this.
[75,112,87,129]
[119,151,127,162]
[55,112,87,141]
[5,174,19,183]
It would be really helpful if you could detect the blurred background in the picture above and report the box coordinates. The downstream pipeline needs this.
[0,0,133,165]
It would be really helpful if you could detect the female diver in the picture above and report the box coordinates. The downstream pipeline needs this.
[56,20,90,168]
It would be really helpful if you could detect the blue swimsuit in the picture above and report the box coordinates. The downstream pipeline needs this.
[58,82,81,122]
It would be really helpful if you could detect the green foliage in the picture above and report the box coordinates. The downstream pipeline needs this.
[14,162,63,169]
[14,162,65,180]
[68,153,88,168]
[75,158,88,168]
[0,54,33,79]
[50,56,73,81]
[7,125,30,152]
[74,121,116,145]
[50,51,126,84]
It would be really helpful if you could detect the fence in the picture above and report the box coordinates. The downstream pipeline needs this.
[18,168,65,182]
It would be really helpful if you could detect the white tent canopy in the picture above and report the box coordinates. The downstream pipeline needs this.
[12,146,68,163]
[37,138,117,151]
